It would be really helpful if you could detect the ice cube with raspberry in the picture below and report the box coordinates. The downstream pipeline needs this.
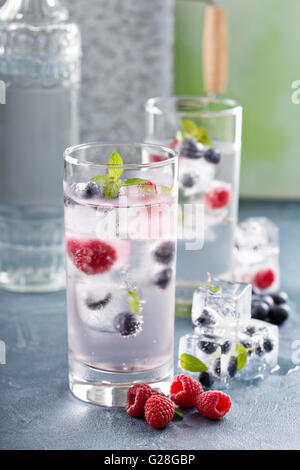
[233,217,280,294]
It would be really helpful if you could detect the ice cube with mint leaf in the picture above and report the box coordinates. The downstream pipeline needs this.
[192,278,252,332]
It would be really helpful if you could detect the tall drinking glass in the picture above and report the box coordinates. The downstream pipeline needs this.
[64,142,178,406]
[145,97,242,310]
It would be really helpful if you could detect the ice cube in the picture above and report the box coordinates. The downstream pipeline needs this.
[192,279,252,332]
[178,318,278,387]
[233,217,280,293]
[179,155,216,200]
[203,180,232,228]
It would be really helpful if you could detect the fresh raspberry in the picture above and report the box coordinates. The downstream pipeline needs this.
[252,268,276,290]
[204,187,231,209]
[170,374,203,408]
[195,391,232,420]
[144,395,175,429]
[66,238,117,275]
[126,384,158,417]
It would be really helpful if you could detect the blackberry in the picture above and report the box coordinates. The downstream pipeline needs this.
[203,148,221,164]
[153,241,175,265]
[179,139,202,159]
[199,341,218,355]
[198,371,214,389]
[269,304,290,326]
[221,340,231,355]
[153,268,172,289]
[86,293,112,310]
[114,312,142,337]
[228,356,238,378]
[194,309,216,327]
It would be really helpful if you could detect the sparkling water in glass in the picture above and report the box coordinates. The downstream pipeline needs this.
[64,142,178,406]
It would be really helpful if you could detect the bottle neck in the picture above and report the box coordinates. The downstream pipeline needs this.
[0,0,69,23]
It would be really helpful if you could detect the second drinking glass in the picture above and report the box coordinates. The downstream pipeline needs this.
[64,142,178,406]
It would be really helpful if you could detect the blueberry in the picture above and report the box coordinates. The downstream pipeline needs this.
[64,195,75,207]
[153,268,172,289]
[181,173,196,188]
[255,345,264,357]
[251,301,270,320]
[213,358,221,377]
[86,293,112,310]
[270,291,289,305]
[114,312,142,337]
[203,148,221,164]
[74,181,103,199]
[221,340,231,355]
[194,309,216,327]
[263,337,274,353]
[198,371,214,389]
[199,340,218,354]
[240,340,253,355]
[245,326,256,337]
[179,139,202,159]
[269,304,290,326]
[261,295,275,309]
[228,356,238,378]
[153,241,175,265]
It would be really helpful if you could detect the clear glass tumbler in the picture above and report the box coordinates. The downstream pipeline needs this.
[64,142,178,406]
[145,96,242,309]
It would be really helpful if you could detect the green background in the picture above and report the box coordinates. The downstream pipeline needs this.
[175,0,300,199]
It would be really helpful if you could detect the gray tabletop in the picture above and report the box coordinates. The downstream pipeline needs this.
[0,200,299,450]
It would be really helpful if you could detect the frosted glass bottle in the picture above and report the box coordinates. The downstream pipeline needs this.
[0,0,81,292]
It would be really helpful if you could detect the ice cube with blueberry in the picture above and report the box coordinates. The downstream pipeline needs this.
[233,217,280,293]
[192,279,252,332]
[178,318,278,388]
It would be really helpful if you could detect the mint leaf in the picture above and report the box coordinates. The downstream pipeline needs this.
[128,289,140,315]
[180,353,208,373]
[123,178,148,186]
[104,179,122,199]
[180,118,198,135]
[90,174,111,186]
[173,408,184,422]
[202,282,220,294]
[108,151,123,180]
[236,344,248,371]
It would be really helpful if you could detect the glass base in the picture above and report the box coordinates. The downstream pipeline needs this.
[69,357,173,407]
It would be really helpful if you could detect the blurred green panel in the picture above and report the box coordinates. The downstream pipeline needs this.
[175,0,300,199]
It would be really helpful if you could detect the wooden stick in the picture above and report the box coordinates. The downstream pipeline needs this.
[202,6,228,94]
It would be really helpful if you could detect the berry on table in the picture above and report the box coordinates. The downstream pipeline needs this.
[251,301,270,320]
[203,148,221,164]
[126,384,158,417]
[198,371,215,389]
[194,390,232,420]
[261,295,275,309]
[144,395,175,429]
[114,312,142,337]
[153,241,175,265]
[170,374,203,408]
[269,304,290,326]
[66,238,117,275]
[270,291,288,305]
[252,268,276,290]
[153,268,172,289]
[179,139,202,159]
[204,187,231,210]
